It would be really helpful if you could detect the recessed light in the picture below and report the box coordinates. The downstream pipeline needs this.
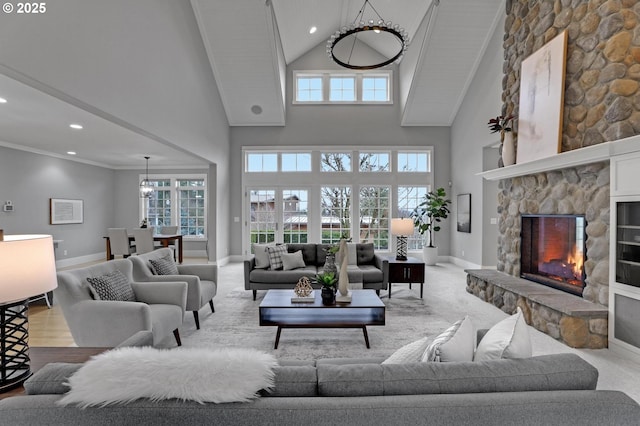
[0,97,7,103]
[309,26,317,34]
[251,105,263,115]
[69,124,83,130]
[67,151,77,155]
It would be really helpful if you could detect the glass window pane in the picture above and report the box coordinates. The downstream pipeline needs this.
[282,153,312,172]
[362,76,388,102]
[359,186,390,250]
[398,152,430,172]
[359,153,390,172]
[297,77,323,102]
[321,186,351,244]
[321,153,351,172]
[398,186,429,249]
[329,77,355,101]
[283,189,309,244]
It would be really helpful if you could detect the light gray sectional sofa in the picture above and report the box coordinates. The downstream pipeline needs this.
[1,353,639,425]
[244,243,389,300]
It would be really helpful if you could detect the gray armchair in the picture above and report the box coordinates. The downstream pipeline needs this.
[55,259,187,347]
[129,248,217,330]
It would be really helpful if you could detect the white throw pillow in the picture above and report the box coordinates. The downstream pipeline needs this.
[281,250,306,271]
[252,243,274,269]
[382,337,430,364]
[474,307,531,361]
[422,316,475,362]
[57,347,278,407]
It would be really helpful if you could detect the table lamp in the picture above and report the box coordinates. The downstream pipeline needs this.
[391,218,414,261]
[0,232,58,392]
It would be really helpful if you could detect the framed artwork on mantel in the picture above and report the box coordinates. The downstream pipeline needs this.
[516,30,567,164]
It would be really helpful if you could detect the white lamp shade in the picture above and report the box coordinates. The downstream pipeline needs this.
[391,218,414,236]
[0,235,58,304]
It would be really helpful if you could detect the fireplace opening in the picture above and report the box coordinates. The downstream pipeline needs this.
[520,214,586,297]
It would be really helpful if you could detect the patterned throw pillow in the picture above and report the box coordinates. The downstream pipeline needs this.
[422,315,475,363]
[382,337,431,364]
[86,270,136,301]
[149,254,179,275]
[266,245,288,270]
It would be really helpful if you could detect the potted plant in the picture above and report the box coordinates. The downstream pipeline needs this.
[314,271,338,305]
[411,187,451,265]
[488,114,516,166]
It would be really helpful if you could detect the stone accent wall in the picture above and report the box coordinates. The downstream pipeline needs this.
[497,161,611,305]
[493,0,640,307]
[504,0,640,148]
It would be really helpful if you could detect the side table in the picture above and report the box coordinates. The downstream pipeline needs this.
[382,255,426,298]
[0,347,108,400]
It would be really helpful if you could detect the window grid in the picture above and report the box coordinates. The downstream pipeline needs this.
[362,77,389,102]
[283,189,309,244]
[359,152,390,172]
[329,77,356,101]
[359,186,390,250]
[297,77,323,102]
[178,180,205,237]
[321,186,351,244]
[249,190,276,246]
[321,152,352,172]
[398,152,430,173]
[281,153,312,172]
[398,186,429,250]
[246,153,277,172]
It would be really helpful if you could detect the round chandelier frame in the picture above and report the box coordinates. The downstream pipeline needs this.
[326,0,409,70]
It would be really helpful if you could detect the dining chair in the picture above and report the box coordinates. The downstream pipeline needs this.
[132,227,155,254]
[159,226,178,260]
[108,228,136,258]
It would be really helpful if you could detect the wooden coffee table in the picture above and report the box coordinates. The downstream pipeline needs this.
[0,347,108,400]
[259,289,385,349]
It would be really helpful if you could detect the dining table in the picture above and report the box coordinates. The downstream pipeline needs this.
[104,233,183,263]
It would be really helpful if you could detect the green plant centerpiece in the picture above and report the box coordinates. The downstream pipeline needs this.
[314,271,338,305]
[410,187,452,265]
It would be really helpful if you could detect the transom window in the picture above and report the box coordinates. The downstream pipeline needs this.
[294,71,392,104]
[359,152,390,172]
[398,152,430,172]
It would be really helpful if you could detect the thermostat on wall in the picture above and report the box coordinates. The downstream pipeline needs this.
[3,201,13,212]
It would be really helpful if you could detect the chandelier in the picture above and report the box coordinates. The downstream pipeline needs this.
[326,0,409,70]
[139,156,154,198]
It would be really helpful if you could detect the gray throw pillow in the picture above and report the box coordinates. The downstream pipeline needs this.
[149,254,179,275]
[86,270,136,301]
[281,250,306,271]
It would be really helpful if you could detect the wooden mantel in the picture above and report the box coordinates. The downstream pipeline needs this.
[478,134,640,181]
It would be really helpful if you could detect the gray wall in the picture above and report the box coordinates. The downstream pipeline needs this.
[449,13,505,267]
[0,147,114,260]
[229,43,452,256]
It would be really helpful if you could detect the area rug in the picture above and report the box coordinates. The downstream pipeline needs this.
[159,284,465,361]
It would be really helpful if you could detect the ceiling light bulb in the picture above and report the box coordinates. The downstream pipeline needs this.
[69,124,83,130]
[309,26,317,34]
[0,97,7,103]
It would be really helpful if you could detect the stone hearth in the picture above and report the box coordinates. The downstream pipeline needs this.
[466,270,608,349]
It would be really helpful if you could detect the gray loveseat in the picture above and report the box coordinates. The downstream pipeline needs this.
[244,243,389,300]
[1,353,639,425]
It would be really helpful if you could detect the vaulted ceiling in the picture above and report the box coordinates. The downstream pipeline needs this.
[0,0,504,168]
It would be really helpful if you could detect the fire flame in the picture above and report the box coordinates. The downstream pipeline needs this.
[567,250,584,279]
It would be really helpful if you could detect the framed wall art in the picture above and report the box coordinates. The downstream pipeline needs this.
[50,198,84,224]
[457,194,471,233]
[517,30,567,164]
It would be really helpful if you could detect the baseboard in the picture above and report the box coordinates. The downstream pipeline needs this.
[447,256,481,270]
[56,252,105,269]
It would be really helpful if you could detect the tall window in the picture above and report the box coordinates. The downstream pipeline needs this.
[321,186,351,244]
[359,186,390,249]
[283,189,308,243]
[143,175,207,238]
[398,186,429,249]
[249,190,276,245]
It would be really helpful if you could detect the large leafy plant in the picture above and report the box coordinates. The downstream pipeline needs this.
[411,187,452,248]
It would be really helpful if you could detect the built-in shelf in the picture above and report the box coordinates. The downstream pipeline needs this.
[478,134,640,181]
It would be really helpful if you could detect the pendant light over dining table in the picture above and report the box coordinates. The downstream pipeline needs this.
[139,156,154,198]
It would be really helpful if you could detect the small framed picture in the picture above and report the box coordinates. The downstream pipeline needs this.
[50,198,84,224]
[457,194,471,233]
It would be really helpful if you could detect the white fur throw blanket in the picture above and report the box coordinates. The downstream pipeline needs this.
[57,347,278,407]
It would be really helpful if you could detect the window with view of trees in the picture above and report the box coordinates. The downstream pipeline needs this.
[142,175,207,238]
[243,148,432,255]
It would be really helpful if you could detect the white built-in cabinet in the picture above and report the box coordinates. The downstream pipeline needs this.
[609,151,640,358]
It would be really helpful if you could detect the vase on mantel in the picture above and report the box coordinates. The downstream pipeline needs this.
[501,131,516,166]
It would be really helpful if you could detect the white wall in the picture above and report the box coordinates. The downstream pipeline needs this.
[229,43,452,256]
[449,12,505,267]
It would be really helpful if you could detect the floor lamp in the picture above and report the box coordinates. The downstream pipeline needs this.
[391,218,414,261]
[0,232,57,392]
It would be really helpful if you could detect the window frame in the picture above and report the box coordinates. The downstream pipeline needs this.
[293,70,392,105]
[140,173,208,241]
